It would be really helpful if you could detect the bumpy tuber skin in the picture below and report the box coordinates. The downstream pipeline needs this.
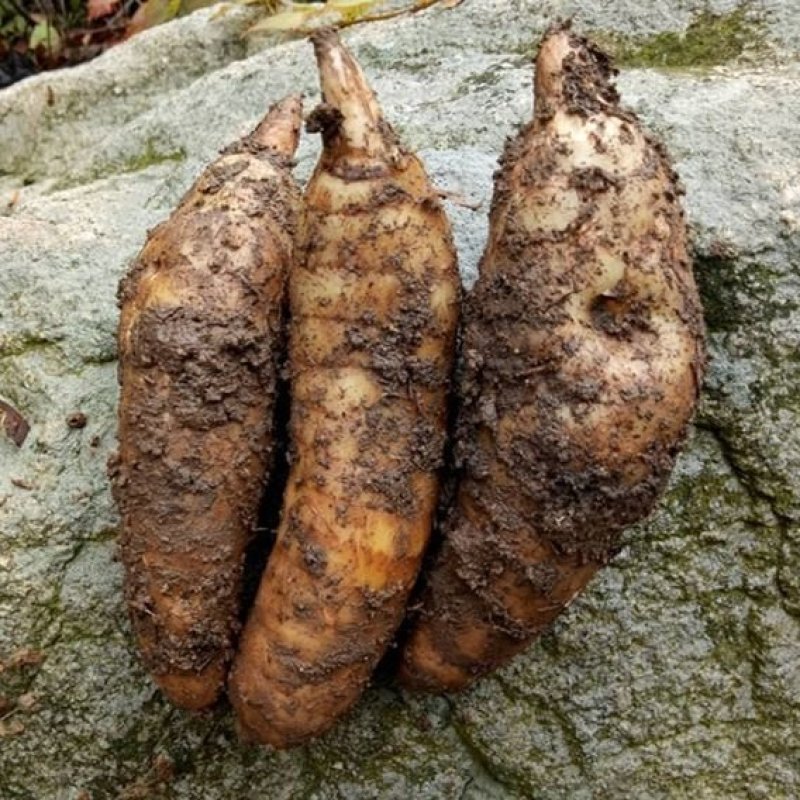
[228,29,460,747]
[110,96,303,710]
[398,25,706,693]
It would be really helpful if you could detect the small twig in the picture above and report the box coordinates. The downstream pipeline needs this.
[291,0,449,34]
[342,0,442,28]
[436,188,482,210]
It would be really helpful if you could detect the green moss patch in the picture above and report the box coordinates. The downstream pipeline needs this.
[120,139,187,175]
[51,139,187,192]
[595,6,766,69]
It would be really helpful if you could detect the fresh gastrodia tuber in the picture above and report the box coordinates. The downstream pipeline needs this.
[398,24,705,693]
[229,30,460,747]
[111,96,303,710]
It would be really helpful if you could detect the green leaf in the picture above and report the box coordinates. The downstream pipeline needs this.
[245,5,322,33]
[29,21,61,54]
[329,0,378,24]
[181,0,226,13]
[328,0,376,9]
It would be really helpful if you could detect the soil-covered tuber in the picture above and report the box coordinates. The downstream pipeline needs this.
[229,30,460,747]
[111,96,303,710]
[398,25,705,693]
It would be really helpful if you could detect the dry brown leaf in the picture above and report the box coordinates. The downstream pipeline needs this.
[0,718,25,737]
[87,0,122,21]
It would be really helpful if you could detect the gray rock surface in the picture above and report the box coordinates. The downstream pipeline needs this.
[1,1,799,797]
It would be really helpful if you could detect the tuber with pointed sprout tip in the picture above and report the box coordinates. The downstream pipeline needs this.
[229,29,460,747]
[397,25,705,693]
[111,95,304,710]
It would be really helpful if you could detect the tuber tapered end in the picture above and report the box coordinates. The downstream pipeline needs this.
[310,28,377,116]
[309,27,398,160]
[533,23,619,117]
[155,659,226,711]
[250,94,304,158]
